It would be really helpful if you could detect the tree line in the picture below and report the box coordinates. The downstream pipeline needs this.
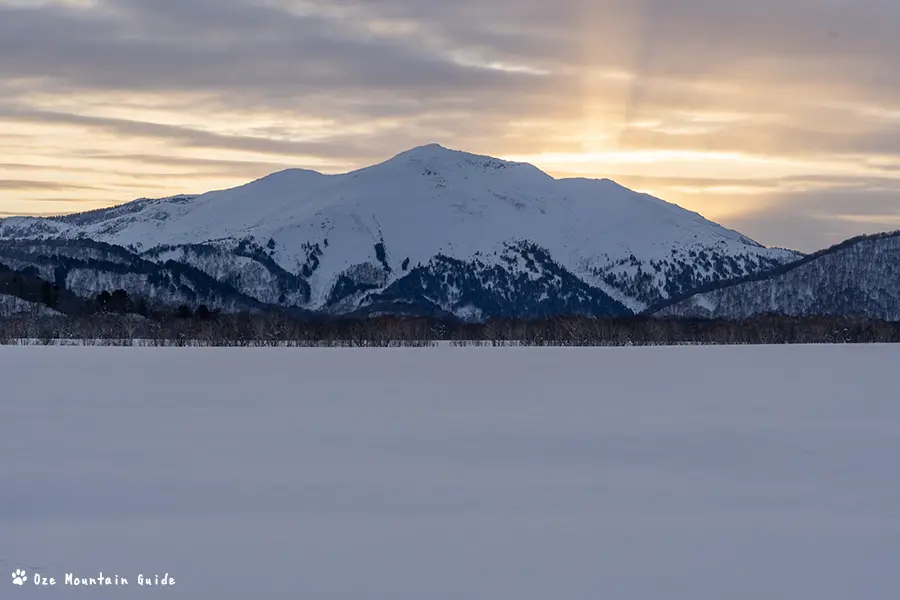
[2,312,900,346]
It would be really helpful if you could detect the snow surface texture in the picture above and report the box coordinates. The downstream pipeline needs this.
[658,232,900,320]
[0,145,799,315]
[3,345,900,599]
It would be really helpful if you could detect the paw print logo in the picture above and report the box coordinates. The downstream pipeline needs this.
[11,569,27,585]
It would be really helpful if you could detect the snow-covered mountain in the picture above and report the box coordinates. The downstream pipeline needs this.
[0,144,800,319]
[654,231,900,321]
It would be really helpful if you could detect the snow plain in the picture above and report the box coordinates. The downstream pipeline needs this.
[2,345,900,599]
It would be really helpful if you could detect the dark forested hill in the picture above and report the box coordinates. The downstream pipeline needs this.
[654,231,900,321]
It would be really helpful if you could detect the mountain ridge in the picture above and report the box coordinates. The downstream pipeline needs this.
[0,144,802,319]
[655,230,900,321]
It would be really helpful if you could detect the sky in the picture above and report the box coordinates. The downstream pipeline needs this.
[1,0,899,252]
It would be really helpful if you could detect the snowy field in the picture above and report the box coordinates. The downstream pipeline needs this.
[2,345,900,599]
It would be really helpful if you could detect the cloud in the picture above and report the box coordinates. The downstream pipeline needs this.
[0,107,377,159]
[0,0,555,97]
[727,186,900,252]
[0,179,101,191]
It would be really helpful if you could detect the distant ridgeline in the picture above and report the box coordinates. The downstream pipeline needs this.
[0,145,896,325]
[0,144,800,321]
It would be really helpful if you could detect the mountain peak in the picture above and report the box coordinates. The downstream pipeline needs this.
[405,142,453,153]
[381,143,551,181]
[254,167,325,183]
[387,143,493,166]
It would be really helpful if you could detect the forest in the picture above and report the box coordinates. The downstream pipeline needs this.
[2,310,899,346]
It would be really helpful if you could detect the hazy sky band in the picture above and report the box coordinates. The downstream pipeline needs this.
[2,0,899,251]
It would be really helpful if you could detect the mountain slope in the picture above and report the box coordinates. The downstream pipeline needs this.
[0,262,75,317]
[0,239,268,313]
[654,231,900,321]
[0,144,800,319]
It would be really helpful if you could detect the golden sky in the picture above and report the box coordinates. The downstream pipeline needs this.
[2,0,900,251]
